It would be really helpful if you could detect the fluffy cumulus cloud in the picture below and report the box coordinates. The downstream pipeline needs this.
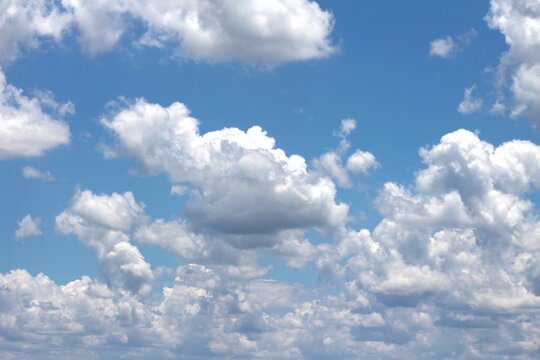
[486,0,540,125]
[102,98,349,238]
[3,129,540,359]
[0,70,71,159]
[0,0,335,65]
[15,214,42,239]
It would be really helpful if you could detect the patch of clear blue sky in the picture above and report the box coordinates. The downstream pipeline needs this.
[1,0,538,286]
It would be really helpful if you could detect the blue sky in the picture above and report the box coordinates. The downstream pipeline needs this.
[2,0,540,359]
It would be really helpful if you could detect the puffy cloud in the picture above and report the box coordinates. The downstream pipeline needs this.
[102,98,349,238]
[346,150,379,174]
[65,0,336,63]
[316,118,378,188]
[0,0,335,65]
[429,36,455,58]
[0,0,71,64]
[15,214,42,239]
[486,0,540,125]
[21,166,54,181]
[4,129,540,358]
[349,129,540,314]
[0,70,70,159]
[458,85,483,114]
[55,189,153,296]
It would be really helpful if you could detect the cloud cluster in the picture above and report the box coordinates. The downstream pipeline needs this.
[0,0,335,65]
[315,119,379,188]
[0,70,70,160]
[486,0,540,125]
[3,129,540,359]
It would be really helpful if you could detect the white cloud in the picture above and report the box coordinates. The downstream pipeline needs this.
[429,29,476,59]
[346,150,379,174]
[0,70,70,159]
[4,130,540,358]
[21,166,54,181]
[55,189,153,296]
[337,118,356,137]
[102,98,349,238]
[69,0,336,63]
[316,118,378,188]
[0,0,336,65]
[458,85,483,114]
[429,36,455,58]
[0,0,71,65]
[15,214,42,239]
[486,0,540,125]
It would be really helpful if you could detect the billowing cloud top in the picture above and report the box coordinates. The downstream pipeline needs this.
[102,99,349,236]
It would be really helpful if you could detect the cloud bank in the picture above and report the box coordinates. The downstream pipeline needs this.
[3,127,540,359]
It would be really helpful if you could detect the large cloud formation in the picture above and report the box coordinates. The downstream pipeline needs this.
[3,129,540,359]
[0,0,335,65]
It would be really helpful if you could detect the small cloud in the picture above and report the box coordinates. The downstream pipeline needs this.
[170,185,190,196]
[458,85,483,114]
[346,150,380,174]
[337,118,356,137]
[22,166,54,182]
[430,36,455,58]
[15,215,42,239]
[430,28,477,58]
[490,101,506,114]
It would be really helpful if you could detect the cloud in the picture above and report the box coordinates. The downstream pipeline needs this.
[0,70,70,159]
[0,0,71,65]
[486,0,540,126]
[346,150,379,174]
[21,166,54,181]
[0,0,335,65]
[3,130,540,358]
[102,98,349,238]
[429,29,477,58]
[316,119,378,187]
[15,214,42,239]
[458,85,483,114]
[55,189,153,296]
[429,36,455,58]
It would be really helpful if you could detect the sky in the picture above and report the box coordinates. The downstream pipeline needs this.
[1,0,540,359]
